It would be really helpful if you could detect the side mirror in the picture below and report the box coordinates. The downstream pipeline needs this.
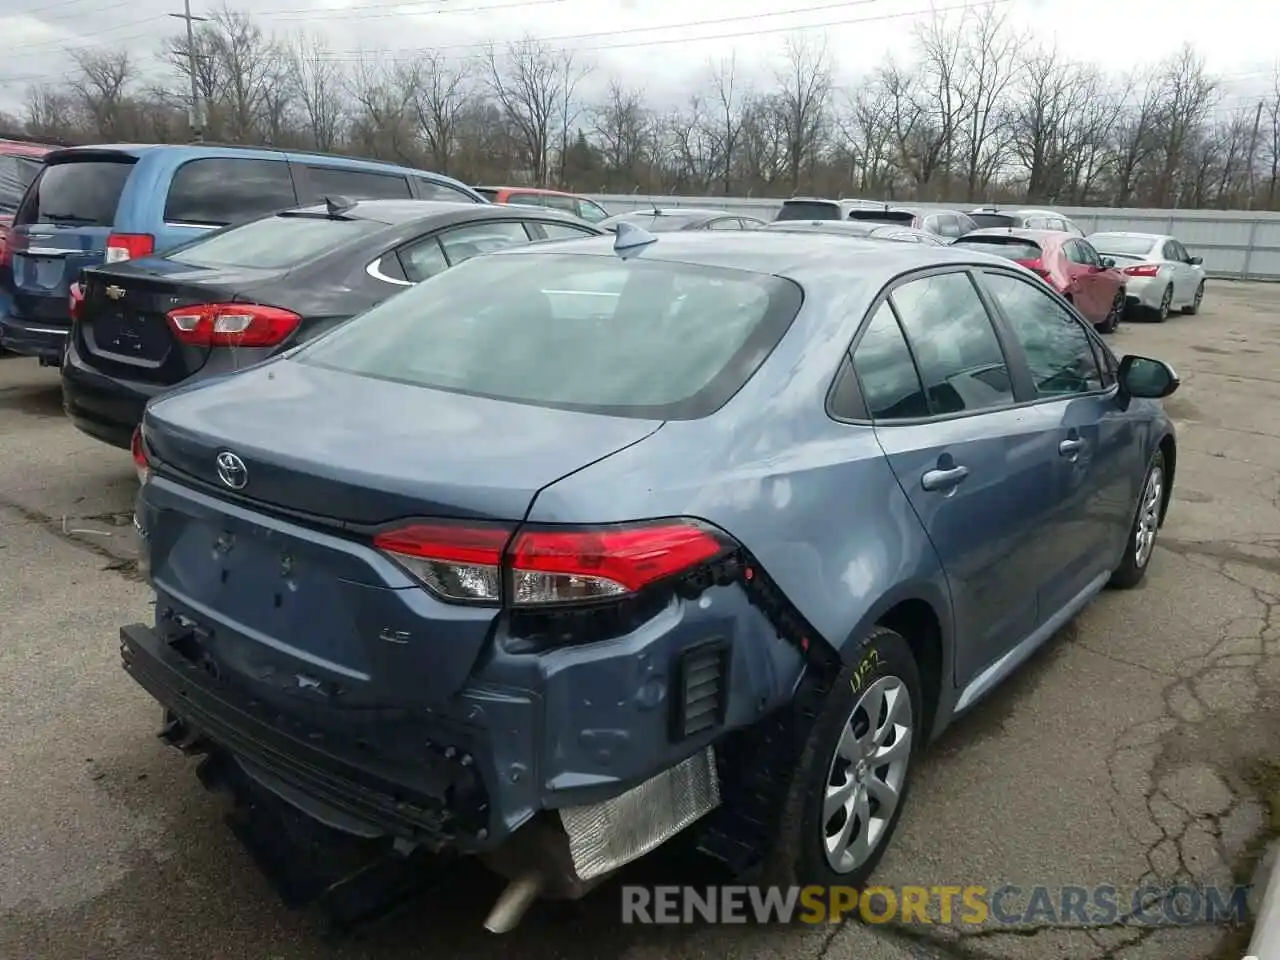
[1100,256,1115,268]
[1118,355,1179,400]
[1188,255,1203,266]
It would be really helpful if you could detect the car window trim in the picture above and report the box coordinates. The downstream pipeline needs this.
[367,254,414,286]
[826,264,1031,427]
[971,266,1116,404]
[431,218,537,268]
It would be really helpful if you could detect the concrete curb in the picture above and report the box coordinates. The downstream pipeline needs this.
[1248,842,1280,959]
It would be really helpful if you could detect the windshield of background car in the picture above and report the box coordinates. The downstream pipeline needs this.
[775,201,841,221]
[296,252,807,419]
[950,237,1043,261]
[611,212,703,232]
[0,156,43,216]
[167,214,383,270]
[1089,235,1158,257]
[968,212,1016,229]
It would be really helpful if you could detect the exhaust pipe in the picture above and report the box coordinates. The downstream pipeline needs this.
[483,870,545,934]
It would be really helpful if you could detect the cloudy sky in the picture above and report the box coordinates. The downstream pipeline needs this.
[0,0,1273,117]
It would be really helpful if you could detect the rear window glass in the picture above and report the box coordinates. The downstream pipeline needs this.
[167,215,383,270]
[15,158,134,226]
[847,210,916,225]
[0,156,43,216]
[969,213,1016,229]
[1089,235,1156,256]
[416,180,480,202]
[775,201,840,221]
[296,252,806,419]
[951,238,1043,261]
[165,157,298,226]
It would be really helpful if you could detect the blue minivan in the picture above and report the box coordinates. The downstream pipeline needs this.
[0,143,484,364]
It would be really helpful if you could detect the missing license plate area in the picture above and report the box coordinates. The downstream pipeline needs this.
[92,308,170,361]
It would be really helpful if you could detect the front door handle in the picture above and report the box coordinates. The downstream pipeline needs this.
[1059,438,1085,457]
[921,465,969,492]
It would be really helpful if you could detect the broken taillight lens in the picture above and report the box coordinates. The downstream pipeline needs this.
[130,425,151,484]
[372,518,731,606]
[165,303,302,348]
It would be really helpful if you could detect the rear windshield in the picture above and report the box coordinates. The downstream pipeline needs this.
[296,252,805,419]
[0,156,43,216]
[969,213,1016,229]
[1089,235,1156,256]
[775,201,841,221]
[847,209,915,225]
[15,158,134,227]
[167,214,384,270]
[951,237,1042,260]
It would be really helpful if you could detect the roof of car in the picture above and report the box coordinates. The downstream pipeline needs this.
[607,207,730,218]
[0,139,57,158]
[1089,231,1165,241]
[479,185,582,198]
[496,230,1018,282]
[958,227,1071,243]
[284,198,595,228]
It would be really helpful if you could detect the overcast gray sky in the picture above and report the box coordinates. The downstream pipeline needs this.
[0,0,1273,117]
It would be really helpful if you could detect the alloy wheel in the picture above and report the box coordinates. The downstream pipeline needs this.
[822,675,913,873]
[1158,286,1172,321]
[1134,465,1164,569]
[1193,283,1204,311]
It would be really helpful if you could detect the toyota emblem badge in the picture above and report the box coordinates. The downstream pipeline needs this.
[215,451,248,490]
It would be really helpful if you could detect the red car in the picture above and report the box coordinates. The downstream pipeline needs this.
[475,185,610,226]
[952,228,1127,332]
[0,138,57,314]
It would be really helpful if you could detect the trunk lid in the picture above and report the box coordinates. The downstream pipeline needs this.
[140,358,663,706]
[144,355,664,525]
[77,259,282,385]
[8,152,136,328]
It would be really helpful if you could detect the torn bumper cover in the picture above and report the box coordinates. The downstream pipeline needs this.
[120,621,723,885]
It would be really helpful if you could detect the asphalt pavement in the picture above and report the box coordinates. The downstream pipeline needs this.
[2,284,1280,960]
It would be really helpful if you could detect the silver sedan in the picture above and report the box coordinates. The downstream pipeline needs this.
[1086,231,1207,321]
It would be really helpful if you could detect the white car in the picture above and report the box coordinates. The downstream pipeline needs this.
[1087,231,1206,321]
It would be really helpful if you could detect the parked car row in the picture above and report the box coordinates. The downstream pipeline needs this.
[2,149,1190,935]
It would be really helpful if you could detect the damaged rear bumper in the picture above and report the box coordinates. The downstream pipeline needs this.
[120,620,726,888]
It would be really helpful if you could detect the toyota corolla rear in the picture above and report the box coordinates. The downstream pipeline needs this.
[121,239,810,903]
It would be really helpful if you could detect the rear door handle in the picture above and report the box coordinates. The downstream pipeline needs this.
[1059,438,1085,456]
[921,465,969,491]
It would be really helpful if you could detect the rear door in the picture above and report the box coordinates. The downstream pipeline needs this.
[1061,239,1100,320]
[978,268,1138,611]
[162,156,299,237]
[861,269,1061,685]
[8,152,135,326]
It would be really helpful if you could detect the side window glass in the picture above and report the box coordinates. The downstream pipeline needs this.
[539,221,597,241]
[369,250,410,285]
[1078,240,1100,266]
[437,220,532,266]
[396,235,450,283]
[1173,240,1189,261]
[417,180,479,202]
[1063,240,1084,264]
[890,272,1014,415]
[936,215,962,238]
[540,194,579,214]
[983,271,1103,396]
[165,157,297,226]
[505,193,542,207]
[304,165,411,201]
[851,302,930,420]
[577,199,609,223]
[707,218,741,230]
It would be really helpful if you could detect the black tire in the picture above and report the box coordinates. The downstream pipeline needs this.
[1099,290,1124,333]
[1183,281,1205,315]
[1109,450,1166,590]
[762,626,923,890]
[1154,285,1172,322]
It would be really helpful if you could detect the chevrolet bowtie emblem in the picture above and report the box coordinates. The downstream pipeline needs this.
[105,285,125,300]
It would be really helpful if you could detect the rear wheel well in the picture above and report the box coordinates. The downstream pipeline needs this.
[876,599,943,738]
[1158,434,1176,524]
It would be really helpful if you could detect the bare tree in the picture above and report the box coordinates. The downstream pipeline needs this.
[68,49,134,140]
[23,85,79,141]
[913,9,969,193]
[409,53,473,174]
[775,33,833,191]
[592,80,652,187]
[287,33,346,152]
[346,54,417,163]
[555,51,592,185]
[1151,45,1219,207]
[708,54,748,194]
[485,37,562,186]
[955,3,1021,200]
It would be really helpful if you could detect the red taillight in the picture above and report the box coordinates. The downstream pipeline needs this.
[373,518,730,606]
[105,233,154,264]
[1016,258,1052,280]
[69,281,85,321]
[164,303,302,348]
[1123,264,1160,278]
[130,426,151,484]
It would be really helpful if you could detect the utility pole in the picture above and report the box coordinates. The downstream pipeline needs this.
[169,0,208,141]
[1245,99,1264,209]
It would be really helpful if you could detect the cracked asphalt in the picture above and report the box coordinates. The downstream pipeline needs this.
[2,283,1280,960]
